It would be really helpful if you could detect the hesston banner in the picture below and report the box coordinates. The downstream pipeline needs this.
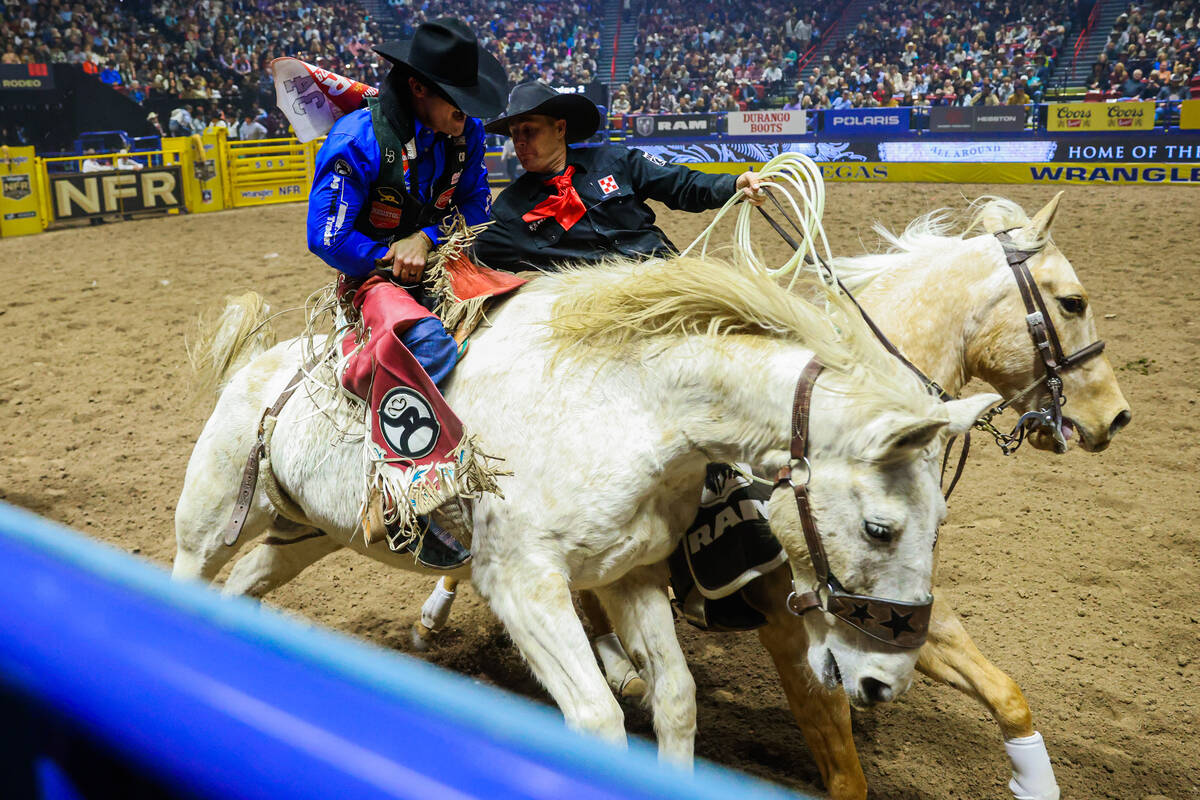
[1047,101,1155,132]
[929,106,1026,133]
[50,167,182,222]
[727,110,806,135]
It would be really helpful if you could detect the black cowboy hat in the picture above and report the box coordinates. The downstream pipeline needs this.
[483,81,601,144]
[373,18,507,119]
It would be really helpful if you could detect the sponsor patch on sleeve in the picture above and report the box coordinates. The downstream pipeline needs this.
[640,149,667,166]
[332,158,353,177]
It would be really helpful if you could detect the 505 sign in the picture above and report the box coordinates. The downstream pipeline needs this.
[50,167,182,222]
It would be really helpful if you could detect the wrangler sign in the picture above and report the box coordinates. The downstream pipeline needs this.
[50,167,182,222]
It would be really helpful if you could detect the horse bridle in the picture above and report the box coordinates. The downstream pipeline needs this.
[774,359,933,650]
[972,231,1107,455]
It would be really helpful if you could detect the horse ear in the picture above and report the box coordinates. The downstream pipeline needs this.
[943,392,1001,436]
[878,417,947,459]
[1025,191,1064,242]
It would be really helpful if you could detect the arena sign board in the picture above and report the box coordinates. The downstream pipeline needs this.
[1047,101,1154,132]
[632,114,720,138]
[824,107,910,135]
[49,166,182,222]
[727,110,806,136]
[1181,99,1200,130]
[929,106,1025,133]
[0,63,53,92]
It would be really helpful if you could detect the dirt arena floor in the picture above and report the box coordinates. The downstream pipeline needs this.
[2,182,1197,799]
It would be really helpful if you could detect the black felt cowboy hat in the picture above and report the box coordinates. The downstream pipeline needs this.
[373,18,507,119]
[484,81,601,143]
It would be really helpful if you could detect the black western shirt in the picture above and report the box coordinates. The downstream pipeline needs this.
[473,144,738,271]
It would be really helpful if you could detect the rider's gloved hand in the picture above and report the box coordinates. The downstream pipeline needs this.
[383,231,433,284]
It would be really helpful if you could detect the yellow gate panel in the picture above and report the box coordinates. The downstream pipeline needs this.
[223,134,315,208]
[0,145,46,237]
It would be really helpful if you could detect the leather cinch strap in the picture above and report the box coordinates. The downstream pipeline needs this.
[222,364,313,547]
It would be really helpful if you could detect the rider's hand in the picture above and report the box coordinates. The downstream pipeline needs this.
[384,231,433,284]
[736,171,766,206]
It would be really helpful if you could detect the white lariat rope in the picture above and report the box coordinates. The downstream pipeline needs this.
[679,152,834,291]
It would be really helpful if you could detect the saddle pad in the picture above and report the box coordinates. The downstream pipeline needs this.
[668,464,786,632]
[680,464,785,597]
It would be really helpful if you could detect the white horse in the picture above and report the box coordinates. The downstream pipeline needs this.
[174,253,998,759]
[413,193,1131,799]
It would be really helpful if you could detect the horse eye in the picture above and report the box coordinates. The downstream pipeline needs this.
[1058,295,1087,315]
[863,521,892,542]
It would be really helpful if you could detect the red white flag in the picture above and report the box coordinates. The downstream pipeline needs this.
[271,57,378,142]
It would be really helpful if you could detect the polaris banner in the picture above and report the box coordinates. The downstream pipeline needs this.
[631,113,721,138]
[824,108,910,135]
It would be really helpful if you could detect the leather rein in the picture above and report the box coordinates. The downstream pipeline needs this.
[773,359,933,649]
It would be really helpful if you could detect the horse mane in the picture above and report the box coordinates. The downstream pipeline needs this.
[538,254,943,433]
[833,196,1042,293]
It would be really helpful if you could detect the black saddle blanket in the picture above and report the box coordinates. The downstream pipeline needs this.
[668,464,786,632]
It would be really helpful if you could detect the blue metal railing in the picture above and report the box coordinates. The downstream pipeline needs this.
[0,502,809,800]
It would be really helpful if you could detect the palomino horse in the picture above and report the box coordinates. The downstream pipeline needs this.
[174,254,999,760]
[414,193,1130,799]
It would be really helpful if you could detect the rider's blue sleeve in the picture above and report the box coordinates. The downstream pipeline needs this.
[421,117,491,247]
[307,113,388,277]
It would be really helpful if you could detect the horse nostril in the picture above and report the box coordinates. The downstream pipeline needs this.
[1109,409,1132,438]
[860,677,893,704]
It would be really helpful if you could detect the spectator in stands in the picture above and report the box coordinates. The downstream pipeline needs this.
[1122,67,1147,96]
[239,114,267,141]
[168,104,193,137]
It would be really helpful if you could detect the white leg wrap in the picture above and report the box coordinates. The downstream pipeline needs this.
[593,632,638,689]
[419,577,457,631]
[1005,732,1060,800]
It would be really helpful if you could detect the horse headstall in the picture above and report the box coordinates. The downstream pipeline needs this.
[774,358,933,650]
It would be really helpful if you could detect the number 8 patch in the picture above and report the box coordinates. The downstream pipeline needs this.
[598,175,619,195]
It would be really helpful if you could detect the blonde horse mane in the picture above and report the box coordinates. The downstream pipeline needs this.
[833,196,1043,294]
[186,291,276,396]
[539,254,944,431]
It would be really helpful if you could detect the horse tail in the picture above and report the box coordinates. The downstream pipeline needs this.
[187,291,276,397]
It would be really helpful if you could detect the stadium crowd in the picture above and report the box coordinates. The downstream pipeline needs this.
[387,1,603,88]
[612,0,834,113]
[2,0,1198,133]
[1086,0,1199,100]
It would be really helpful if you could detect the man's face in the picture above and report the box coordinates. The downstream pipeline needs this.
[508,114,567,174]
[410,78,466,137]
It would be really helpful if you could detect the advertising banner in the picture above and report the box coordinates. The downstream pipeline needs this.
[929,106,1025,133]
[1181,99,1200,131]
[929,106,974,133]
[727,110,807,136]
[49,166,183,222]
[0,63,54,92]
[690,160,1200,185]
[0,146,42,237]
[631,114,721,138]
[824,107,910,135]
[972,106,1026,132]
[1047,101,1155,132]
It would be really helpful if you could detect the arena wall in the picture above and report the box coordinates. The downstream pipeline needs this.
[4,122,1198,239]
[0,501,808,800]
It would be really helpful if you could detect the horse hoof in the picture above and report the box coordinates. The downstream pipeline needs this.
[619,672,647,699]
[410,622,434,652]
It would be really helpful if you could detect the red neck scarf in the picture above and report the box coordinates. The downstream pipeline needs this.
[521,164,586,232]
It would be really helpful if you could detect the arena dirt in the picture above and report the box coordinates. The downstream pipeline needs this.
[2,183,1197,799]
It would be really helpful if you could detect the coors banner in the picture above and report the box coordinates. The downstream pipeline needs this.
[271,57,378,142]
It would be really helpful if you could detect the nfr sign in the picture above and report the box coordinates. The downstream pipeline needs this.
[50,167,182,222]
